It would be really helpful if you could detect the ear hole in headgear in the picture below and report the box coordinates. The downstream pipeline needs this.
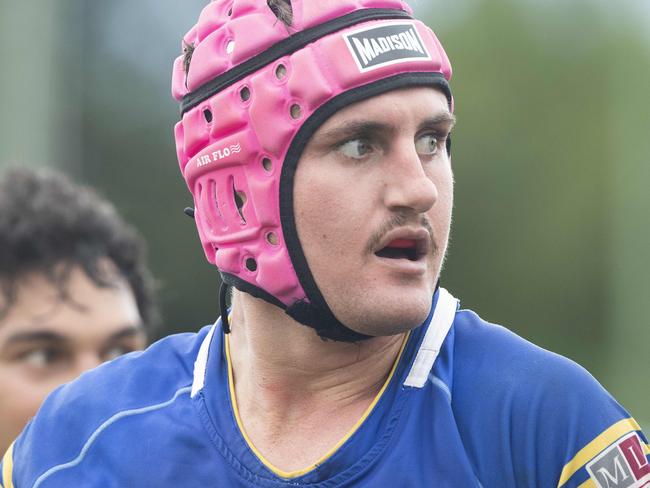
[211,180,225,224]
[290,104,302,119]
[245,258,258,272]
[262,157,273,172]
[240,86,251,102]
[232,182,247,224]
[226,40,235,54]
[203,108,213,123]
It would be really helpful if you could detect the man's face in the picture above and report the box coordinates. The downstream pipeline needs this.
[294,87,455,337]
[0,263,145,452]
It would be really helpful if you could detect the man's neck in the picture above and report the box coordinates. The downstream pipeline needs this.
[226,291,406,471]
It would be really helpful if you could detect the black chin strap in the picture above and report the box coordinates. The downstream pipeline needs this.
[218,272,368,341]
[219,276,437,341]
[219,281,231,334]
[286,300,371,342]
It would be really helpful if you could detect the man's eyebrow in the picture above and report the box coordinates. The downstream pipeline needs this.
[419,113,457,130]
[317,121,393,143]
[105,325,144,343]
[2,325,143,348]
[4,330,69,346]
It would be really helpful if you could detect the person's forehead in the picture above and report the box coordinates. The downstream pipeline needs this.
[317,86,451,132]
[0,265,142,342]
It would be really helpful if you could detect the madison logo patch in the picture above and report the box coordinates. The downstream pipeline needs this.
[586,432,650,488]
[344,22,431,72]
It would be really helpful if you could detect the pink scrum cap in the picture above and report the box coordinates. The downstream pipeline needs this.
[172,0,453,341]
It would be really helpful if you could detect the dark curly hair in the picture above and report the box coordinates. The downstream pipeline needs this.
[0,167,158,330]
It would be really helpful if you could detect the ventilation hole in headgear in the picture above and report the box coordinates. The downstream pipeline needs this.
[232,183,247,224]
[240,86,251,102]
[195,182,205,225]
[203,108,213,123]
[262,157,273,172]
[245,258,258,272]
[267,0,293,26]
[212,180,224,223]
[275,64,287,80]
[227,6,233,16]
[266,232,279,245]
[226,40,235,54]
[182,41,195,88]
[290,104,302,119]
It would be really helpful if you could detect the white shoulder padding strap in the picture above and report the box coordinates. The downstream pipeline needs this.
[191,322,218,398]
[403,288,458,388]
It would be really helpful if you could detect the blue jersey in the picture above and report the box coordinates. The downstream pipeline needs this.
[2,289,648,487]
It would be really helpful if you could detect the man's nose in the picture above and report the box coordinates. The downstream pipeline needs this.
[383,143,438,214]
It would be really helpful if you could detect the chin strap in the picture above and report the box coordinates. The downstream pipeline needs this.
[218,275,440,342]
[286,299,371,342]
[218,272,369,342]
[219,280,231,334]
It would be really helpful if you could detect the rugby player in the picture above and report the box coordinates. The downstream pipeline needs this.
[0,167,156,455]
[2,1,647,486]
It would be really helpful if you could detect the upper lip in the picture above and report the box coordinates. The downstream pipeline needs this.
[373,227,431,260]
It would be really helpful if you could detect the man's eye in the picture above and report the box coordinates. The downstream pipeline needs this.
[20,348,62,369]
[338,139,373,159]
[415,134,439,156]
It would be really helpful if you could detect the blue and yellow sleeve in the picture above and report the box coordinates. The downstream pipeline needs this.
[452,313,649,487]
[557,418,649,488]
[509,355,650,488]
[516,359,649,488]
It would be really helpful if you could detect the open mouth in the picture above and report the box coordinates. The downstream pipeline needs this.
[375,238,423,262]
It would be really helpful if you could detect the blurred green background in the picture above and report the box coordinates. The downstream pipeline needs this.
[0,1,647,423]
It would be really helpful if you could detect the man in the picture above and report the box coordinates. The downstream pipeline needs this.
[3,1,648,486]
[0,167,156,454]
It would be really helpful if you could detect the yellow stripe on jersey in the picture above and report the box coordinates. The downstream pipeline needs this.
[1,442,14,488]
[576,479,596,488]
[575,442,650,488]
[557,417,643,487]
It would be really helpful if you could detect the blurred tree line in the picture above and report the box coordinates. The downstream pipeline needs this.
[426,0,650,421]
[0,0,648,421]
